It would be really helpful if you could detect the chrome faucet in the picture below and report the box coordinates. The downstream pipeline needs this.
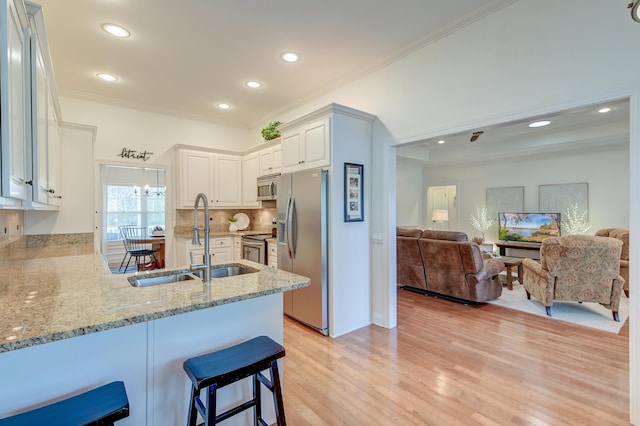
[191,193,211,282]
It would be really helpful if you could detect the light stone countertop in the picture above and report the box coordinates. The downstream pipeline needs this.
[0,240,309,353]
[173,226,271,239]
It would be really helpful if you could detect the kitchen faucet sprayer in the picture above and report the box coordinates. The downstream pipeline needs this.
[192,193,211,282]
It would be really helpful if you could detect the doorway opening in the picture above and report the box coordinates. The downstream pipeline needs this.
[100,164,167,270]
[426,185,457,230]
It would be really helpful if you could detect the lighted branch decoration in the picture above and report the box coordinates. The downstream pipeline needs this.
[563,203,591,235]
[470,206,496,242]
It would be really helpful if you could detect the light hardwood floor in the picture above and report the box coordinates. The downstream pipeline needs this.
[283,288,630,425]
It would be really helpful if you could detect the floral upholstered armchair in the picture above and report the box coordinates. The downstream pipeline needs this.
[595,228,629,298]
[522,235,625,321]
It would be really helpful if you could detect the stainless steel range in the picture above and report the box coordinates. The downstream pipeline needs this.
[240,234,272,265]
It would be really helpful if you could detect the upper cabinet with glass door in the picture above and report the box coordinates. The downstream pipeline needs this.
[0,0,62,209]
[0,0,30,207]
[24,1,62,209]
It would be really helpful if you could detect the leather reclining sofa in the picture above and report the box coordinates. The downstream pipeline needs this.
[396,227,504,303]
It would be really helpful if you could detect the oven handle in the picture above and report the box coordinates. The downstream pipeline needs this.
[286,196,296,259]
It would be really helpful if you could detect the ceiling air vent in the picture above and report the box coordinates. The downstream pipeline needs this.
[470,131,484,142]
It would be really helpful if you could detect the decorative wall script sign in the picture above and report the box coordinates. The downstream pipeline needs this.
[117,147,154,161]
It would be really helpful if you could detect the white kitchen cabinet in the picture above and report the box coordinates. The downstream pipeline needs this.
[213,153,241,207]
[177,149,215,208]
[46,90,61,207]
[0,0,30,206]
[184,236,233,266]
[177,149,247,209]
[280,116,330,174]
[267,241,277,269]
[233,235,241,260]
[258,144,281,176]
[242,152,260,207]
[26,3,61,208]
[31,25,47,205]
[211,236,233,262]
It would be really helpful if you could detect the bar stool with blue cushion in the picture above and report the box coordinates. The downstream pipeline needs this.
[0,381,129,426]
[183,335,286,426]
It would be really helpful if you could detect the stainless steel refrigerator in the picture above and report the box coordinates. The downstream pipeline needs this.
[277,168,328,336]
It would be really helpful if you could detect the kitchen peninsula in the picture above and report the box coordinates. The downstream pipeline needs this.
[0,237,309,425]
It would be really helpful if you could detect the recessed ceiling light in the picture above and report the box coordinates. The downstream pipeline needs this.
[96,73,118,82]
[245,81,262,89]
[282,52,299,62]
[217,103,231,110]
[528,120,551,128]
[631,1,640,23]
[437,140,445,144]
[101,23,130,38]
[598,107,612,113]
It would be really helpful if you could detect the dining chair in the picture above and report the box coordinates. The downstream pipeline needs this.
[119,225,158,272]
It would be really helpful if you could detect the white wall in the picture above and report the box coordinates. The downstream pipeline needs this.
[25,124,95,235]
[24,96,252,237]
[60,97,252,163]
[0,210,24,245]
[397,144,630,242]
[252,2,638,144]
[328,111,373,337]
[396,158,423,226]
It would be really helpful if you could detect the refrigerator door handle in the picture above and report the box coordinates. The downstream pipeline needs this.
[286,196,296,259]
[270,181,275,198]
[285,196,293,259]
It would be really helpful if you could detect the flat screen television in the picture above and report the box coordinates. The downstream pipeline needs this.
[498,213,561,243]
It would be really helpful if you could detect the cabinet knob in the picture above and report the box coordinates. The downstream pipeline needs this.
[25,180,33,186]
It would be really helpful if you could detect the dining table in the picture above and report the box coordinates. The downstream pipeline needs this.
[130,236,165,269]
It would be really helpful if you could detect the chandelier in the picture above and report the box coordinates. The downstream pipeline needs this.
[134,168,165,198]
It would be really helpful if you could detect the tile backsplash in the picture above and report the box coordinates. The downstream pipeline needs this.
[0,210,24,246]
[176,208,277,233]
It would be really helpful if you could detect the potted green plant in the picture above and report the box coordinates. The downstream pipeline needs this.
[261,121,282,141]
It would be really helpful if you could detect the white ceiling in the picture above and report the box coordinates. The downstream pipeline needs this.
[33,0,515,128]
[396,98,630,166]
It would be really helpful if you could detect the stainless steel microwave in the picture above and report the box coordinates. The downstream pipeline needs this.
[257,173,279,200]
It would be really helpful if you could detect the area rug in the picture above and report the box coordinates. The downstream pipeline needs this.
[488,282,630,334]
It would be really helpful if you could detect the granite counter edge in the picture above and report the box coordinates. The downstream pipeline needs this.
[0,280,309,354]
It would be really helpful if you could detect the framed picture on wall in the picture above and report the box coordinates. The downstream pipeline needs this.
[539,182,589,219]
[486,186,525,214]
[344,163,364,222]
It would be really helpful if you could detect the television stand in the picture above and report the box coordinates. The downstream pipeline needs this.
[495,241,541,257]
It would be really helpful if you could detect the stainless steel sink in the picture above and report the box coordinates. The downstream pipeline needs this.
[128,270,199,287]
[191,264,260,279]
[212,265,259,278]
